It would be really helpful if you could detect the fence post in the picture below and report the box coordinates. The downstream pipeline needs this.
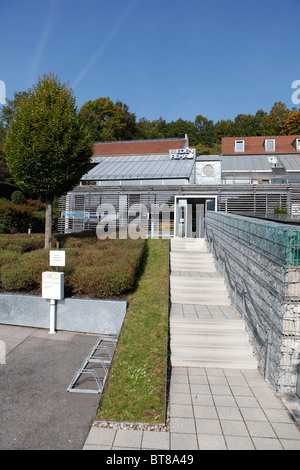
[265,329,272,382]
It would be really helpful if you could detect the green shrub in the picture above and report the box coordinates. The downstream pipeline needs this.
[0,200,44,233]
[11,190,26,205]
[0,234,146,298]
[0,234,44,252]
[1,249,51,291]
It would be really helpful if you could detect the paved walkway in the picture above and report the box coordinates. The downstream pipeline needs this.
[83,239,300,451]
[84,365,300,450]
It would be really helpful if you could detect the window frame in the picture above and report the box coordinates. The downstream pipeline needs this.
[265,139,275,152]
[234,139,245,152]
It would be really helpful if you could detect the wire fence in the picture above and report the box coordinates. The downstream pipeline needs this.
[205,211,300,395]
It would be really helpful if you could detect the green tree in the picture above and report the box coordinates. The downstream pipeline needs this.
[4,72,93,248]
[137,117,167,140]
[194,115,215,147]
[164,118,198,146]
[281,110,300,135]
[79,97,140,142]
[213,119,234,143]
[261,101,291,135]
[0,91,30,143]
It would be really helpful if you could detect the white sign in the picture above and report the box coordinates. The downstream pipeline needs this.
[42,272,64,300]
[50,250,66,267]
[169,148,196,160]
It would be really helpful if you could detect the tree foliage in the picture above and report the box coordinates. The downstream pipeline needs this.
[78,97,140,142]
[3,72,93,247]
[281,110,300,135]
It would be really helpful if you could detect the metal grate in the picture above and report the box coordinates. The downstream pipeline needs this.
[67,336,118,394]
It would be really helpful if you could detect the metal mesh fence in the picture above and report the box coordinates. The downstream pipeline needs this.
[205,211,300,394]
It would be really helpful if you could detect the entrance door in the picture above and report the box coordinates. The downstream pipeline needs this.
[174,196,216,238]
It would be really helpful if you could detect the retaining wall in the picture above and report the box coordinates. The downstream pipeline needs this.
[205,211,300,394]
[0,293,127,335]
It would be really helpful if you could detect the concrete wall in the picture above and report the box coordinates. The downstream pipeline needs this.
[205,211,300,394]
[0,293,127,335]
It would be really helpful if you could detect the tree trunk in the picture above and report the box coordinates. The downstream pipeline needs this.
[45,197,53,249]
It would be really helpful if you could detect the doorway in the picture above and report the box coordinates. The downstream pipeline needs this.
[174,196,217,238]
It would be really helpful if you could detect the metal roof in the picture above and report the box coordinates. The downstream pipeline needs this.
[278,155,300,172]
[82,154,195,181]
[221,155,272,172]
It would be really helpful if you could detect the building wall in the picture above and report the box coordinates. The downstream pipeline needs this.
[58,183,300,235]
[191,161,221,185]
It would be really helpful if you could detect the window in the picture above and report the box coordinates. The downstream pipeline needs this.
[234,140,245,152]
[202,164,214,176]
[265,139,275,152]
[296,139,300,151]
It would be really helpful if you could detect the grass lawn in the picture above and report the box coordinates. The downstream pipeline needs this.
[96,238,170,424]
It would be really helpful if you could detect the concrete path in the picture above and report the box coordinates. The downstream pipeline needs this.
[83,238,300,450]
[84,366,300,450]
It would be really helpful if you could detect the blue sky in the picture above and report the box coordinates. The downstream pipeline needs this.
[0,0,299,125]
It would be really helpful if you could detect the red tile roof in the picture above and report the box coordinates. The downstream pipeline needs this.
[93,138,188,156]
[222,136,300,155]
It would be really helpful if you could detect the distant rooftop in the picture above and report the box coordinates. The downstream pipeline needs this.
[93,136,189,157]
[222,135,300,155]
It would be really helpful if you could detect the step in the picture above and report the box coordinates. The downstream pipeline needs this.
[170,318,246,330]
[171,353,257,369]
[171,251,213,258]
[171,329,250,345]
[171,294,231,305]
[171,284,228,293]
[170,277,227,290]
[171,258,215,265]
[171,266,217,273]
[170,277,225,286]
[170,343,254,357]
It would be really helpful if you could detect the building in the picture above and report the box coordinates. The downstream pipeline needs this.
[222,135,300,185]
[58,135,300,238]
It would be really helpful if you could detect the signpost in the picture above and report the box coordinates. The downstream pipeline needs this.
[42,249,66,334]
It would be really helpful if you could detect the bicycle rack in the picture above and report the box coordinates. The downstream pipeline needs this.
[67,336,118,394]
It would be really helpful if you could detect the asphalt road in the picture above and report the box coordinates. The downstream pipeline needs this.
[0,325,102,450]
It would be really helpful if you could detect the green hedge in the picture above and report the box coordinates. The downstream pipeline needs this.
[0,233,146,298]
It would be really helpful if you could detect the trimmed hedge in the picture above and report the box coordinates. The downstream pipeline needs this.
[0,233,146,298]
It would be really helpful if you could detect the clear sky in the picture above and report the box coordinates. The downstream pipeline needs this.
[0,0,299,125]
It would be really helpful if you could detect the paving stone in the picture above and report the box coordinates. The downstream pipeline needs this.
[239,407,268,422]
[245,420,277,438]
[84,427,116,446]
[170,404,194,418]
[271,422,300,440]
[225,436,255,450]
[252,437,283,450]
[193,405,218,419]
[170,418,196,434]
[263,408,295,424]
[280,439,300,450]
[216,406,243,421]
[142,431,170,450]
[220,419,250,437]
[171,433,198,450]
[196,418,223,436]
[113,429,143,449]
[197,434,227,450]
[170,392,192,405]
